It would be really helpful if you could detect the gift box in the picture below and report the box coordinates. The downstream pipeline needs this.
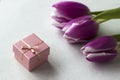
[13,33,50,71]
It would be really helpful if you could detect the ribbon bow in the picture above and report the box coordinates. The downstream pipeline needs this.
[21,40,43,60]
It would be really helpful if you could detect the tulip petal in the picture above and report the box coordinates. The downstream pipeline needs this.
[81,36,117,62]
[51,7,72,20]
[52,1,90,19]
[81,36,117,52]
[62,16,92,32]
[63,34,88,43]
[52,21,67,29]
[86,50,117,62]
[52,15,69,23]
[64,19,99,40]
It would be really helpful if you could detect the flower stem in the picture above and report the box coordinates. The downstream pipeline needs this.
[89,11,103,15]
[116,43,120,53]
[96,19,110,24]
[112,34,120,41]
[94,7,120,20]
[114,35,120,51]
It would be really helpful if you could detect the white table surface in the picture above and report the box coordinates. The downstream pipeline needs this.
[0,0,120,80]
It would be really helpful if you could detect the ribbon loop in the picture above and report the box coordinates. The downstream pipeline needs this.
[21,40,43,54]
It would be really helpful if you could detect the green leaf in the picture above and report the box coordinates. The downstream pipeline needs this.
[94,7,120,20]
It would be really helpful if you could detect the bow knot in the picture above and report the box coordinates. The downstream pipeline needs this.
[21,40,43,54]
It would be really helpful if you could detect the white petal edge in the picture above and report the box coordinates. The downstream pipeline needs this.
[86,52,116,59]
[63,34,88,43]
[62,22,79,32]
[81,46,115,53]
[51,8,72,20]
[52,21,66,29]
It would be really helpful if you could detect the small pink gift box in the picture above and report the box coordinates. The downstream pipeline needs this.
[13,33,50,71]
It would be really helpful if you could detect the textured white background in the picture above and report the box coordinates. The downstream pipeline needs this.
[0,0,120,80]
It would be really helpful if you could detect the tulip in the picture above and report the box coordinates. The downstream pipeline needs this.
[63,16,99,43]
[81,36,117,62]
[52,1,90,29]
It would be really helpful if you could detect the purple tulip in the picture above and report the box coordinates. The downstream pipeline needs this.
[52,1,90,29]
[63,16,99,43]
[81,36,117,62]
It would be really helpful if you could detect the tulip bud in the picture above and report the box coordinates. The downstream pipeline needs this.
[52,1,90,29]
[63,16,99,43]
[81,36,117,62]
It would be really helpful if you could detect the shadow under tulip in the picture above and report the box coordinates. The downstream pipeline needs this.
[90,54,120,73]
[85,40,120,73]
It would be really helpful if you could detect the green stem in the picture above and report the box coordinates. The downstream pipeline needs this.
[89,11,103,15]
[113,34,120,50]
[94,7,120,20]
[92,7,120,24]
[96,19,110,24]
[116,44,120,51]
[112,34,120,41]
